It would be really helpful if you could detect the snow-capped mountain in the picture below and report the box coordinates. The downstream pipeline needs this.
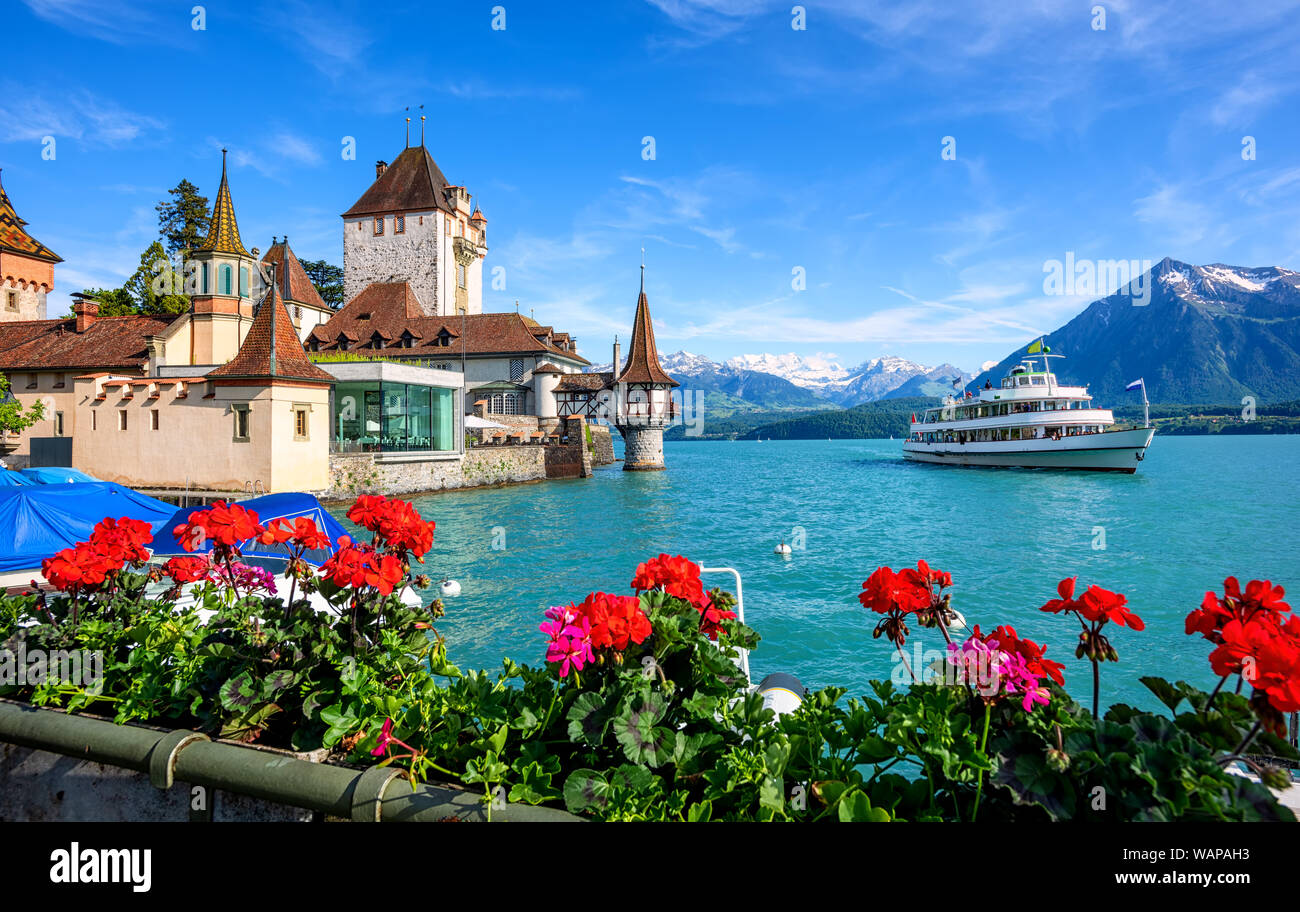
[971,258,1300,403]
[590,350,972,408]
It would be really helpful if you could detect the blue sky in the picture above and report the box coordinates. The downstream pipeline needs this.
[4,0,1300,374]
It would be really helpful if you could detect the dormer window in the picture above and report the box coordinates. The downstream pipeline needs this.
[437,329,451,347]
[370,332,385,350]
[356,312,371,321]
[338,336,351,352]
[308,337,319,352]
[395,214,405,234]
[400,332,415,349]
[373,216,384,236]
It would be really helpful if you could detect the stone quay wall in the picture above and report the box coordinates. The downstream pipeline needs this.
[324,447,546,500]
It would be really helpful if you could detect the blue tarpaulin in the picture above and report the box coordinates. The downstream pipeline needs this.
[0,482,177,574]
[0,471,34,488]
[150,492,350,567]
[19,467,99,484]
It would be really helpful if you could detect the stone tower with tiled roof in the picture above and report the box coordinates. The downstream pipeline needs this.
[0,169,62,322]
[341,141,487,317]
[188,151,261,364]
[613,267,678,471]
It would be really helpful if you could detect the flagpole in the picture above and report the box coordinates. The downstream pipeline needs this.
[1141,378,1149,429]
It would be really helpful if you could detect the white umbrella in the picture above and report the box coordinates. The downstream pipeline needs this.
[465,415,507,429]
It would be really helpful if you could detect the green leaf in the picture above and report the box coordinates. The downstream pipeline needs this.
[218,672,258,711]
[566,691,609,747]
[563,769,610,813]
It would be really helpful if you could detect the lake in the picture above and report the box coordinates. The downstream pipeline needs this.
[335,435,1300,711]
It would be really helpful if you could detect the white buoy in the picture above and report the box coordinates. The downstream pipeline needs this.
[774,543,792,555]
[440,579,462,598]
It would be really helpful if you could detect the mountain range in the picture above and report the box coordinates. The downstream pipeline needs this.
[590,351,971,413]
[970,259,1300,404]
[604,259,1300,429]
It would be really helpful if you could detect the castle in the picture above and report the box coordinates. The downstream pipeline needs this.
[0,134,679,488]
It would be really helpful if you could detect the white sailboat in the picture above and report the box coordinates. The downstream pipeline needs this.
[901,341,1154,473]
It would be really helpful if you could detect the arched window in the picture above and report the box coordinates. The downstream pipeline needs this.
[201,263,209,294]
[239,267,249,297]
[219,264,233,295]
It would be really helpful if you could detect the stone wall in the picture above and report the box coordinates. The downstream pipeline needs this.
[325,447,545,500]
[0,742,313,822]
[343,210,441,315]
[620,426,665,471]
[590,424,615,466]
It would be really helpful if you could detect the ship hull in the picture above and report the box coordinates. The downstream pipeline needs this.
[902,427,1155,472]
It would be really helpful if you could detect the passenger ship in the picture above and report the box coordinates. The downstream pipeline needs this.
[902,353,1155,472]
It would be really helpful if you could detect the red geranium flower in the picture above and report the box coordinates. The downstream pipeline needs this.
[41,543,114,594]
[164,555,212,585]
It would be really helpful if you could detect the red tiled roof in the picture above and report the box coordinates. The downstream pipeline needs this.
[0,170,62,264]
[0,314,173,371]
[208,283,333,384]
[616,284,677,387]
[342,146,455,218]
[261,240,328,310]
[308,282,590,364]
[556,372,612,392]
[532,362,563,373]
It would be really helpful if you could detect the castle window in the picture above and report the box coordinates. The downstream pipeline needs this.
[395,214,405,234]
[308,337,319,352]
[373,216,384,236]
[400,332,415,349]
[233,404,250,442]
[91,410,97,431]
[219,264,233,295]
[510,359,524,382]
[26,373,36,390]
[5,291,16,311]
[118,410,128,431]
[201,263,210,294]
[53,373,65,389]
[370,333,385,350]
[54,412,64,436]
[151,409,160,430]
[437,330,450,347]
[338,338,350,352]
[457,263,466,288]
[294,406,310,440]
[239,267,249,297]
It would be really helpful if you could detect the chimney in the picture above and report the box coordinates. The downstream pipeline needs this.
[70,293,98,333]
[375,160,388,179]
[612,335,621,379]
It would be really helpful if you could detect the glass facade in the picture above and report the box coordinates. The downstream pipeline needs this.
[332,381,456,453]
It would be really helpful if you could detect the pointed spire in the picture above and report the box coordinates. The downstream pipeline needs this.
[616,266,678,388]
[198,149,250,257]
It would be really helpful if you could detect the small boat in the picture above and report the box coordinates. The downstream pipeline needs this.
[902,347,1154,472]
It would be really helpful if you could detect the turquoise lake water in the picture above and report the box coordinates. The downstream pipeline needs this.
[336,435,1300,711]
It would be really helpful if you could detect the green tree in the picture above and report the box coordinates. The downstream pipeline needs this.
[156,179,210,256]
[73,287,135,317]
[0,373,44,435]
[124,240,189,315]
[300,258,344,309]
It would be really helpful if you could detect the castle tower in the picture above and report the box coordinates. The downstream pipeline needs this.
[613,267,678,471]
[0,169,62,322]
[207,273,335,492]
[341,139,487,317]
[188,151,260,363]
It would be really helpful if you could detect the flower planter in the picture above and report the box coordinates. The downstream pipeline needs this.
[0,699,576,822]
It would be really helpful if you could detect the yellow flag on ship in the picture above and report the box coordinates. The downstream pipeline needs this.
[1027,339,1043,354]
